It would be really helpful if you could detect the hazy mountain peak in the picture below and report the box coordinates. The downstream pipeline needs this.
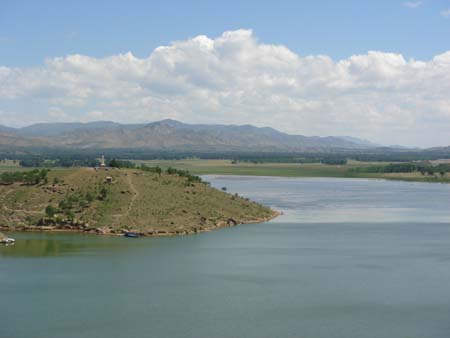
[146,119,185,128]
[335,136,381,147]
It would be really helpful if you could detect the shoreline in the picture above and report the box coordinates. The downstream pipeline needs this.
[0,210,281,238]
[203,173,450,185]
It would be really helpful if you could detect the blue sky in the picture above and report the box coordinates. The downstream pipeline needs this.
[1,0,450,147]
[1,0,449,66]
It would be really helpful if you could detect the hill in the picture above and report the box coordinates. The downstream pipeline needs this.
[0,167,276,236]
[0,119,379,151]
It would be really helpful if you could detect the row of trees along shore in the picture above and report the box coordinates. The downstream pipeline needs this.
[0,169,49,185]
[350,163,450,176]
[108,159,204,183]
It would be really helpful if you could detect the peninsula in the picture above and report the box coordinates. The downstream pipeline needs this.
[0,167,277,236]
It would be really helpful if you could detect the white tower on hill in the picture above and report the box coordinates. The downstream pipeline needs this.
[100,155,106,167]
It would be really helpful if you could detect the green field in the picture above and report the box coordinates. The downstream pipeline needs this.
[0,159,23,172]
[133,159,450,183]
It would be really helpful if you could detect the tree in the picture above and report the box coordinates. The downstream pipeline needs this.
[59,199,72,210]
[64,209,75,221]
[109,159,119,168]
[0,172,14,185]
[45,205,57,218]
[39,169,49,181]
[166,167,177,175]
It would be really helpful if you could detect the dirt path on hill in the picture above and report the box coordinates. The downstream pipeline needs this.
[109,173,140,223]
[126,173,139,216]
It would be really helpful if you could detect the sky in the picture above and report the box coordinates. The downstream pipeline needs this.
[1,0,450,147]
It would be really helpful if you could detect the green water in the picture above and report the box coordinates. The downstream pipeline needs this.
[1,177,450,338]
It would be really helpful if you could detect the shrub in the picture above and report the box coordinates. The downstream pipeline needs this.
[45,205,58,218]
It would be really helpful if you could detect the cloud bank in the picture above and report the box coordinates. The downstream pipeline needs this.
[1,29,450,147]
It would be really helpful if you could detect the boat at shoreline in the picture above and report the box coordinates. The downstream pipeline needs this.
[0,237,15,244]
[124,232,140,238]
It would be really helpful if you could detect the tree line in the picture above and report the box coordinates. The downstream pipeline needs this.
[3,146,450,165]
[351,163,450,175]
[0,169,50,185]
[108,159,203,183]
[19,157,99,168]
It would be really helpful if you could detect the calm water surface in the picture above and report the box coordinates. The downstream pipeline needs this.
[1,176,450,338]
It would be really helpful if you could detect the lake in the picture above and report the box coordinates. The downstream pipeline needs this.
[1,176,450,338]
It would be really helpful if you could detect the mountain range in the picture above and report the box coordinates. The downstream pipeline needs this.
[0,119,381,151]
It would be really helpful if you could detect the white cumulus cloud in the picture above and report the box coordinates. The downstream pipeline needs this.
[1,29,450,147]
[403,1,422,8]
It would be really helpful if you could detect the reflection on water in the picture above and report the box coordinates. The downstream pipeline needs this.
[0,232,149,258]
[1,235,81,257]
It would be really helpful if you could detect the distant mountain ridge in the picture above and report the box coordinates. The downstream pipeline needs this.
[0,125,17,134]
[0,119,382,151]
[17,121,123,137]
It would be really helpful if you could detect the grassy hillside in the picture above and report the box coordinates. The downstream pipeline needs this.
[0,168,276,235]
